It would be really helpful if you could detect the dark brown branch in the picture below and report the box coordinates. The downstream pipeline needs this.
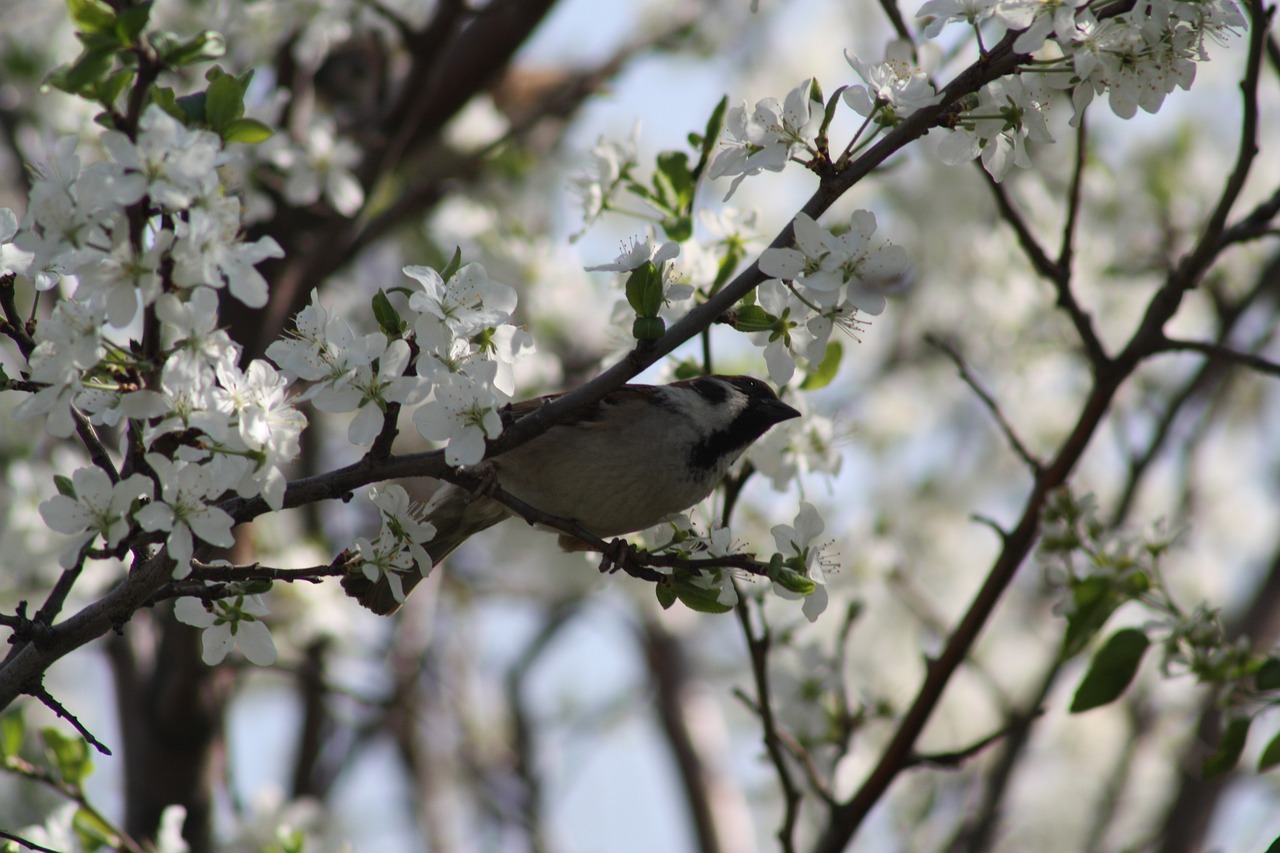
[733,687,838,807]
[0,830,68,853]
[980,164,1108,367]
[906,709,1044,769]
[735,596,802,853]
[1156,337,1280,377]
[30,684,112,756]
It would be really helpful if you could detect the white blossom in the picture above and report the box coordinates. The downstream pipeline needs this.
[843,41,941,126]
[175,594,277,665]
[38,467,152,568]
[413,362,508,466]
[135,454,237,578]
[708,78,823,200]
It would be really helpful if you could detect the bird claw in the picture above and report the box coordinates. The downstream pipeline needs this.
[460,461,498,500]
[598,538,639,574]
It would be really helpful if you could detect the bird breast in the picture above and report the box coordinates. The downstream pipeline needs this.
[490,409,720,538]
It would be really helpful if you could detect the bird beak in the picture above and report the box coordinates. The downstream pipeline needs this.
[766,398,802,424]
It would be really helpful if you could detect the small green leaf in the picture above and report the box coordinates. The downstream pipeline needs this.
[67,0,117,35]
[1061,575,1123,661]
[656,151,693,208]
[800,340,843,390]
[808,77,824,107]
[631,316,666,341]
[47,44,117,96]
[1257,657,1280,691]
[440,247,464,281]
[1069,627,1150,713]
[54,474,77,499]
[660,213,692,243]
[1203,715,1250,778]
[204,70,244,131]
[1,708,25,758]
[95,68,134,109]
[624,263,663,318]
[371,290,403,337]
[670,574,733,614]
[42,727,92,787]
[150,86,184,121]
[221,117,273,144]
[1258,729,1280,772]
[820,85,849,146]
[73,807,118,852]
[730,304,775,333]
[691,95,728,180]
[155,29,226,67]
[113,2,153,44]
[173,91,207,124]
[655,580,676,610]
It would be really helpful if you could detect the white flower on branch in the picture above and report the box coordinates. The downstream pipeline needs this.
[843,41,941,127]
[175,594,277,666]
[708,78,823,201]
[135,455,237,578]
[39,467,152,568]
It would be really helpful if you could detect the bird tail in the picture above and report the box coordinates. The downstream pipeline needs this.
[341,486,509,615]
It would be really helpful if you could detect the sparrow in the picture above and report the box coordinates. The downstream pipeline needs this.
[342,374,801,614]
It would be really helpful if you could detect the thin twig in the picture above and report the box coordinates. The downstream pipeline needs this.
[733,687,838,806]
[31,684,111,756]
[906,709,1045,768]
[735,596,802,853]
[926,333,1044,473]
[0,830,65,853]
[1157,338,1280,378]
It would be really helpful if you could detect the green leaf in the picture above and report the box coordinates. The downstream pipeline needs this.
[1257,656,1280,691]
[691,95,728,180]
[97,67,134,108]
[1061,575,1123,661]
[42,727,92,787]
[1069,627,1150,713]
[371,290,402,337]
[1203,715,1250,779]
[660,213,692,243]
[440,247,464,281]
[656,151,693,209]
[820,85,849,146]
[155,29,226,67]
[730,304,775,333]
[710,239,744,293]
[47,44,117,96]
[67,0,117,35]
[1,708,25,758]
[113,2,153,44]
[624,264,663,318]
[73,807,118,852]
[655,580,676,610]
[54,474,77,499]
[631,316,666,341]
[670,574,733,614]
[1265,835,1280,853]
[801,340,843,390]
[1258,729,1280,772]
[204,70,244,131]
[221,117,273,144]
[173,91,207,124]
[150,86,185,122]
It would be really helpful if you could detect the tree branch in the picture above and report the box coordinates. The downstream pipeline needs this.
[926,333,1044,473]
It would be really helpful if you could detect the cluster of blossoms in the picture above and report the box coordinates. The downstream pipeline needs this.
[754,211,907,384]
[265,261,534,466]
[711,0,1242,191]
